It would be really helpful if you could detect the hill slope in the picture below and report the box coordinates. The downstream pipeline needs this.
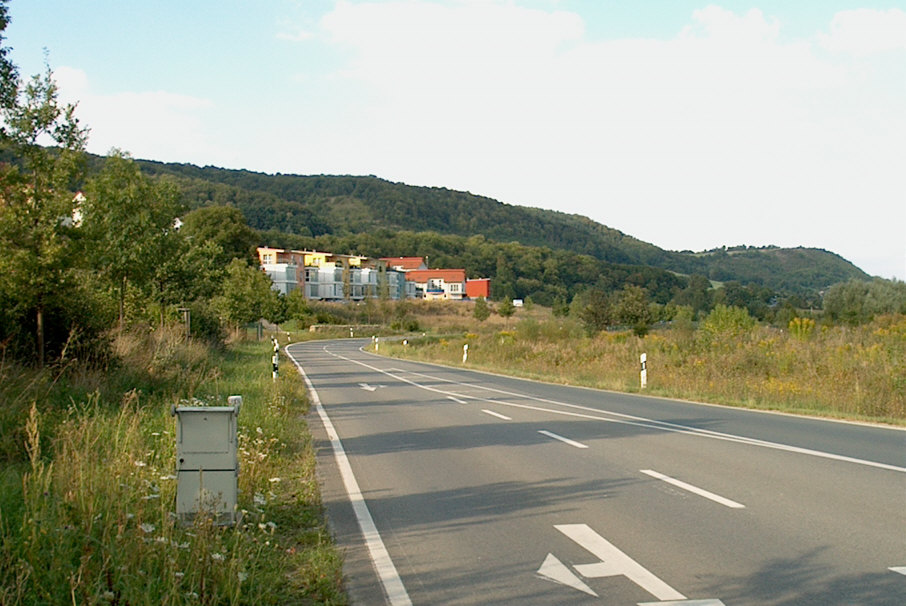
[136,160,868,296]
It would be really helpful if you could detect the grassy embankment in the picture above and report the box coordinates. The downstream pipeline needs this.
[0,327,346,605]
[377,304,906,425]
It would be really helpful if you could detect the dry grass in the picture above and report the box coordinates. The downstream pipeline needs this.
[381,309,906,424]
[0,329,345,605]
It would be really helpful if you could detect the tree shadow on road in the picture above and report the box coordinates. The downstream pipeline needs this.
[703,546,905,605]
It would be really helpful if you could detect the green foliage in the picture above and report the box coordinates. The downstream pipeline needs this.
[0,57,89,365]
[83,151,184,323]
[788,317,815,340]
[214,259,283,327]
[497,297,515,319]
[701,304,756,341]
[576,288,612,336]
[673,274,713,315]
[0,331,346,604]
[613,285,652,336]
[134,161,868,298]
[180,205,260,266]
[551,296,570,318]
[284,288,312,324]
[0,1,16,112]
[713,280,775,320]
[823,279,906,325]
[473,297,490,322]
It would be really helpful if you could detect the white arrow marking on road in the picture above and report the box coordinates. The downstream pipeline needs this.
[482,409,512,420]
[889,566,906,575]
[641,469,745,509]
[638,600,726,605]
[359,383,382,392]
[537,553,599,597]
[539,430,589,449]
[555,524,687,601]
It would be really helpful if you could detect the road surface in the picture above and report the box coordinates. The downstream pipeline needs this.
[284,338,906,605]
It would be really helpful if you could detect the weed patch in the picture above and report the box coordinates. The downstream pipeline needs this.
[381,314,906,424]
[0,330,346,605]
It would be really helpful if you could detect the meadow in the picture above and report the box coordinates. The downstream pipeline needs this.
[0,327,346,605]
[378,305,906,425]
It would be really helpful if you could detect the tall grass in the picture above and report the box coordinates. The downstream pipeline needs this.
[0,328,345,605]
[382,313,906,424]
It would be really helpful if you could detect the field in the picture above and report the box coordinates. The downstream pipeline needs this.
[378,303,906,425]
[0,327,346,605]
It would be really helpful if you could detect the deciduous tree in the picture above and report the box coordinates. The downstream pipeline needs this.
[473,296,490,322]
[180,205,259,266]
[0,52,88,365]
[214,259,283,328]
[83,151,182,326]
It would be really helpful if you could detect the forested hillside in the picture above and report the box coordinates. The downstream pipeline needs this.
[135,160,868,299]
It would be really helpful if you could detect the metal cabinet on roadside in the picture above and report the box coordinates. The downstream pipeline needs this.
[172,395,242,525]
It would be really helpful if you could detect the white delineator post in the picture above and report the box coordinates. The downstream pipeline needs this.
[640,353,647,389]
[462,344,469,363]
[272,337,279,381]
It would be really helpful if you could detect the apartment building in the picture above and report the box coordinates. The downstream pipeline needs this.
[405,269,467,300]
[258,248,489,302]
[257,247,413,300]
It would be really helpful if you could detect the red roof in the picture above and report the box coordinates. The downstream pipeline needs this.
[381,257,426,271]
[405,269,466,283]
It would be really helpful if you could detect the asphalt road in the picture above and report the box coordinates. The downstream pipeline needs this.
[284,338,906,606]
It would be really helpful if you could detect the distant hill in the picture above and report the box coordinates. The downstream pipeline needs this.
[134,160,868,297]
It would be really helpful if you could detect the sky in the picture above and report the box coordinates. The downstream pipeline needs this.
[6,0,905,280]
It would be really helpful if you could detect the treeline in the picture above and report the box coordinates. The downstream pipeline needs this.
[134,161,869,297]
[256,227,906,331]
[259,228,686,306]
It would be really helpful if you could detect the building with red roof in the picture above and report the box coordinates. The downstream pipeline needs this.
[405,269,467,300]
[380,257,428,271]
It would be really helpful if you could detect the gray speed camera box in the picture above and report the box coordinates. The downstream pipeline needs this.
[172,395,242,525]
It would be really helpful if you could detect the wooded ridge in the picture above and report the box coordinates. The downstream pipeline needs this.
[133,158,868,300]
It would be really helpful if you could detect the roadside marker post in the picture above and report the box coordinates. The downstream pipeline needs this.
[640,353,647,390]
[463,344,469,363]
[272,337,279,381]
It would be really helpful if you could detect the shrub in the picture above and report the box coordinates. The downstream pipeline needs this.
[701,304,755,341]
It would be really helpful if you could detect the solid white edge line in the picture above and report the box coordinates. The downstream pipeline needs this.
[482,409,512,421]
[287,350,412,606]
[538,430,589,449]
[641,469,746,509]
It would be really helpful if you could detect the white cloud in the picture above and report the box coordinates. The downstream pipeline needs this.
[301,2,905,278]
[819,8,906,56]
[53,66,223,163]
